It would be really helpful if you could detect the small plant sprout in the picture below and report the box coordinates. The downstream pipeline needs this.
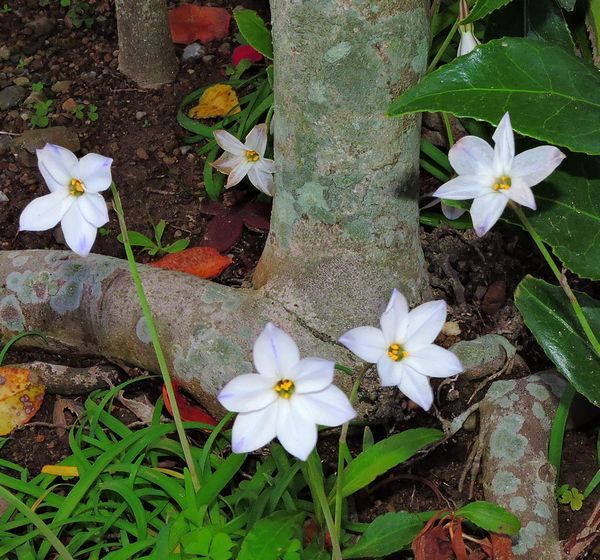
[218,322,356,460]
[117,219,189,256]
[339,289,463,411]
[433,113,566,236]
[19,144,112,257]
[212,123,276,196]
[457,0,480,56]
[30,99,53,128]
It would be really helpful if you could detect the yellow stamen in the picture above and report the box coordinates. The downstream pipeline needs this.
[492,175,511,191]
[274,378,295,399]
[69,178,85,196]
[387,343,409,362]
[245,150,260,162]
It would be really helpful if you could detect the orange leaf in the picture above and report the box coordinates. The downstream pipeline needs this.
[0,367,45,435]
[168,4,231,45]
[188,84,241,119]
[162,381,217,425]
[149,247,232,279]
[490,533,514,560]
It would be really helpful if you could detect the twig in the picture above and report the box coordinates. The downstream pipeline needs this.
[562,499,600,559]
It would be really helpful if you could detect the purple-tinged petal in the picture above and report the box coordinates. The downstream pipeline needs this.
[511,146,566,187]
[214,130,247,156]
[253,323,300,379]
[339,326,386,363]
[218,374,278,413]
[469,192,508,236]
[404,300,447,350]
[290,358,334,393]
[225,161,251,188]
[60,203,97,257]
[245,124,268,156]
[231,405,278,453]
[449,136,494,176]
[76,153,113,193]
[433,175,491,200]
[212,152,242,174]
[77,193,109,228]
[403,344,463,378]
[248,165,275,196]
[19,191,73,232]
[492,113,515,175]
[376,355,404,386]
[441,202,466,220]
[36,144,78,192]
[293,386,356,427]
[380,288,409,345]
[504,178,536,210]
[399,368,434,411]
[277,399,317,461]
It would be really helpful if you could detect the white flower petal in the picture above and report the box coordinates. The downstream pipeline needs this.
[469,192,508,236]
[76,153,113,193]
[441,202,466,220]
[399,369,434,411]
[448,136,494,176]
[60,204,97,257]
[245,124,268,156]
[380,289,409,344]
[225,161,251,188]
[290,358,334,393]
[276,400,317,461]
[214,130,247,156]
[511,146,566,187]
[19,191,73,232]
[339,326,386,363]
[504,178,536,210]
[376,355,404,386]
[248,166,275,196]
[404,300,447,350]
[217,374,278,413]
[77,193,109,228]
[212,152,242,174]
[36,144,78,192]
[404,344,463,378]
[457,30,479,56]
[253,323,300,379]
[258,157,276,174]
[492,113,515,175]
[231,405,278,453]
[433,175,491,200]
[294,386,356,427]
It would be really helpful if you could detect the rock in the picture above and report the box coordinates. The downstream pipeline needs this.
[0,135,13,155]
[13,76,29,87]
[182,42,207,61]
[24,91,47,106]
[202,54,216,64]
[51,80,72,94]
[11,127,80,167]
[442,321,461,336]
[61,98,77,112]
[0,191,8,203]
[482,279,506,314]
[0,85,26,110]
[0,45,10,61]
[135,111,147,121]
[135,147,149,160]
[451,334,517,381]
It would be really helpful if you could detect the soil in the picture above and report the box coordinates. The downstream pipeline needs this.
[0,1,598,558]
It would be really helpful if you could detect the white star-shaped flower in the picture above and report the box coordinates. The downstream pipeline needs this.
[339,290,463,411]
[433,112,565,236]
[457,0,480,56]
[19,143,112,257]
[218,323,356,461]
[212,123,276,196]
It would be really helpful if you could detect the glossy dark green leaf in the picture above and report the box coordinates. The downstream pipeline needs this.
[457,501,520,535]
[342,512,424,558]
[514,276,600,406]
[342,428,443,497]
[388,38,600,155]
[461,0,515,23]
[555,0,576,11]
[233,9,273,60]
[238,511,305,560]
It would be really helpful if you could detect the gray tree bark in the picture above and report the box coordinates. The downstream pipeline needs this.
[115,0,178,88]
[2,1,430,418]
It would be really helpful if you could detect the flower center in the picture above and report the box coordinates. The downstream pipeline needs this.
[69,178,86,197]
[387,343,409,362]
[274,378,295,399]
[492,175,511,191]
[245,150,260,163]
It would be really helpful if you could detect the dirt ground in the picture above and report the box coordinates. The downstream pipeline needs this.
[0,0,598,556]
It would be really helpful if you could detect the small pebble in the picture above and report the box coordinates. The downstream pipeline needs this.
[135,111,147,121]
[202,55,216,64]
[135,147,149,160]
[442,321,461,336]
[182,43,207,61]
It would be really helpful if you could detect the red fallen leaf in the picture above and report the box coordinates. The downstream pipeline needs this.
[168,4,231,45]
[232,44,263,66]
[490,533,514,560]
[163,381,217,425]
[150,247,232,279]
[412,512,454,560]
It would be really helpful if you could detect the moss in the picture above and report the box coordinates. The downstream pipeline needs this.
[0,295,25,331]
[489,414,528,462]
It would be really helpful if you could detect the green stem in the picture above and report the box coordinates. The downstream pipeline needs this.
[442,113,454,147]
[548,383,576,480]
[427,19,459,73]
[512,204,600,358]
[304,452,342,560]
[333,366,370,552]
[110,183,201,491]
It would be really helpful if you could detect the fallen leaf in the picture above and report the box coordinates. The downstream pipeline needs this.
[232,44,263,66]
[490,534,514,560]
[188,83,241,119]
[412,512,454,560]
[117,391,155,424]
[150,247,232,279]
[41,465,79,477]
[168,4,231,45]
[0,367,45,435]
[163,381,217,425]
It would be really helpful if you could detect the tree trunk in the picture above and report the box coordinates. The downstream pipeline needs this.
[1,0,431,419]
[114,0,178,88]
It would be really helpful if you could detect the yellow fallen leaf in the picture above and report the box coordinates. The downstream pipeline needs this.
[41,465,80,478]
[0,367,45,436]
[188,83,241,119]
[153,467,185,479]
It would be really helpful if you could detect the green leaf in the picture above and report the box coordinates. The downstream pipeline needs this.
[457,501,521,535]
[388,38,600,155]
[237,511,305,560]
[154,219,166,244]
[514,276,600,406]
[164,239,190,254]
[342,428,443,497]
[196,452,246,507]
[461,0,515,23]
[342,512,424,558]
[556,0,576,11]
[118,231,155,249]
[233,9,273,59]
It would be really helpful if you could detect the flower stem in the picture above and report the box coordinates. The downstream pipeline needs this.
[512,204,600,358]
[333,365,370,551]
[427,19,459,73]
[442,113,454,147]
[110,183,201,491]
[304,452,342,560]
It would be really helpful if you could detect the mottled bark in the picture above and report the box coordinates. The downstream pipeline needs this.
[115,0,177,88]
